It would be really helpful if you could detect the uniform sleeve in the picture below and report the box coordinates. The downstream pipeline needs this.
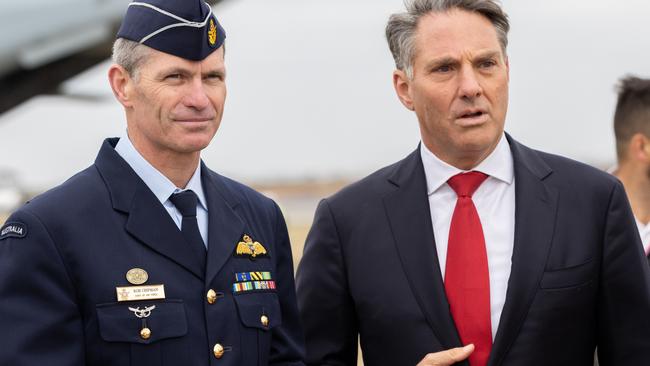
[295,199,359,366]
[269,202,307,366]
[597,182,650,365]
[0,209,85,365]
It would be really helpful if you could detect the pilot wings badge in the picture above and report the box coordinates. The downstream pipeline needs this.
[235,234,268,259]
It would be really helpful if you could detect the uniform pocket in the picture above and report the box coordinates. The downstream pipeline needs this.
[96,299,188,344]
[233,292,282,330]
[234,292,282,365]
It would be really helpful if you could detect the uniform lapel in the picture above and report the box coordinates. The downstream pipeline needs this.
[383,148,463,351]
[94,138,205,280]
[201,165,245,284]
[488,136,558,366]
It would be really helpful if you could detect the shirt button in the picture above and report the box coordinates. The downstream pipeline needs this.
[213,343,225,359]
[207,289,218,304]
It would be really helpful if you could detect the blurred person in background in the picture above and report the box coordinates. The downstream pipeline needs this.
[296,0,650,365]
[0,0,304,365]
[612,75,650,264]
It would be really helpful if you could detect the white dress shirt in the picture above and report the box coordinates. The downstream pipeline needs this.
[115,135,209,247]
[635,219,650,256]
[420,134,515,339]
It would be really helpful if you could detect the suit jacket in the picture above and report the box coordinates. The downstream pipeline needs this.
[296,135,650,366]
[0,138,305,366]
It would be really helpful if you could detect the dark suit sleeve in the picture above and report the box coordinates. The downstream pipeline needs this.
[270,202,307,366]
[597,182,650,365]
[0,209,85,365]
[296,199,359,366]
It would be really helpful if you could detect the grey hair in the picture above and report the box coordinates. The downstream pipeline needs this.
[111,38,153,80]
[386,0,510,78]
[111,38,227,80]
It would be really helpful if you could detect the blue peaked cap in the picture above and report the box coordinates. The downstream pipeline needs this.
[117,0,226,61]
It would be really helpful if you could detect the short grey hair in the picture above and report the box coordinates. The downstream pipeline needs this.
[111,38,227,80]
[386,0,510,78]
[111,38,153,80]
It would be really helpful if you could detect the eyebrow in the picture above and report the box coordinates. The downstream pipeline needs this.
[203,67,225,77]
[425,56,458,70]
[155,67,191,79]
[474,50,502,61]
[424,50,503,69]
[155,66,225,79]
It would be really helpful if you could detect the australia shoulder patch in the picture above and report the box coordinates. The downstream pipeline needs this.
[0,222,27,240]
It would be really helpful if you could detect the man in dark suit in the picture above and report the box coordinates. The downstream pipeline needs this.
[296,1,650,365]
[0,1,304,365]
[611,76,650,265]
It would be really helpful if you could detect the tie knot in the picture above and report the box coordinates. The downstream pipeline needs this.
[448,171,488,198]
[169,190,198,217]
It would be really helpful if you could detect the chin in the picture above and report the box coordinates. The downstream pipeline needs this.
[173,138,212,154]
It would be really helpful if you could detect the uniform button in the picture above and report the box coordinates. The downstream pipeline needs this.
[140,327,151,340]
[207,289,218,304]
[213,343,225,359]
[261,315,269,327]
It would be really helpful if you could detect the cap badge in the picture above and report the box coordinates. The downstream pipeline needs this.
[208,18,217,47]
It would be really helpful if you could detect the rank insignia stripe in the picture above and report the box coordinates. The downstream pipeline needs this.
[232,280,276,294]
[234,234,268,259]
[0,222,27,240]
[235,271,272,282]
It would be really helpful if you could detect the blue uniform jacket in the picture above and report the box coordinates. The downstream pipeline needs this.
[0,138,305,366]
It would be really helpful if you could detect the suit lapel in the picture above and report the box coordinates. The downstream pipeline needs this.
[383,148,463,350]
[488,136,558,366]
[94,138,205,280]
[125,183,205,279]
[202,166,245,284]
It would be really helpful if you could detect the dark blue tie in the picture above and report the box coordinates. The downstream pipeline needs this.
[169,190,206,271]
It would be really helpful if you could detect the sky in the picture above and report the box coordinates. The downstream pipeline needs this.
[0,0,649,191]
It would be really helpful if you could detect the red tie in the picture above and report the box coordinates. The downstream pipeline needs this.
[445,171,491,366]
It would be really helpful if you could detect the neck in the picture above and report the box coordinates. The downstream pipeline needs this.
[128,137,200,189]
[615,163,650,224]
[423,140,498,171]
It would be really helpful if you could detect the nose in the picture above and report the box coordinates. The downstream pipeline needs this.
[458,66,482,100]
[182,78,210,110]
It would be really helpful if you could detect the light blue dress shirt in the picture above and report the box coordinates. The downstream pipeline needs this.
[115,135,209,248]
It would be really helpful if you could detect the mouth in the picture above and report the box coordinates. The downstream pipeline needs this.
[173,117,214,123]
[455,109,488,125]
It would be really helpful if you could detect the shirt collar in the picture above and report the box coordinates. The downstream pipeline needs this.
[420,133,514,195]
[114,134,208,211]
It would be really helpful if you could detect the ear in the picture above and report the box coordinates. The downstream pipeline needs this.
[630,133,650,162]
[393,69,415,111]
[108,64,135,108]
[505,55,510,82]
[640,134,650,163]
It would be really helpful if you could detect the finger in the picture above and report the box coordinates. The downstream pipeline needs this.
[417,344,474,366]
[446,344,474,362]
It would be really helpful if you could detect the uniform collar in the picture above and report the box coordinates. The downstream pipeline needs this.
[114,134,208,211]
[420,133,514,196]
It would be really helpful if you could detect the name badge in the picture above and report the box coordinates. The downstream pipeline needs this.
[116,284,166,302]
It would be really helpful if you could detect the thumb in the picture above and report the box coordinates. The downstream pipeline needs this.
[447,344,474,361]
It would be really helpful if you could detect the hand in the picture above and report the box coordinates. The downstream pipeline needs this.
[416,344,474,366]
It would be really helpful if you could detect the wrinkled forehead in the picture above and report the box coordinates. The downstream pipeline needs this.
[413,9,503,60]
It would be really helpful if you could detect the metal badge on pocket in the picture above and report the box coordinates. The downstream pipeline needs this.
[128,305,156,340]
